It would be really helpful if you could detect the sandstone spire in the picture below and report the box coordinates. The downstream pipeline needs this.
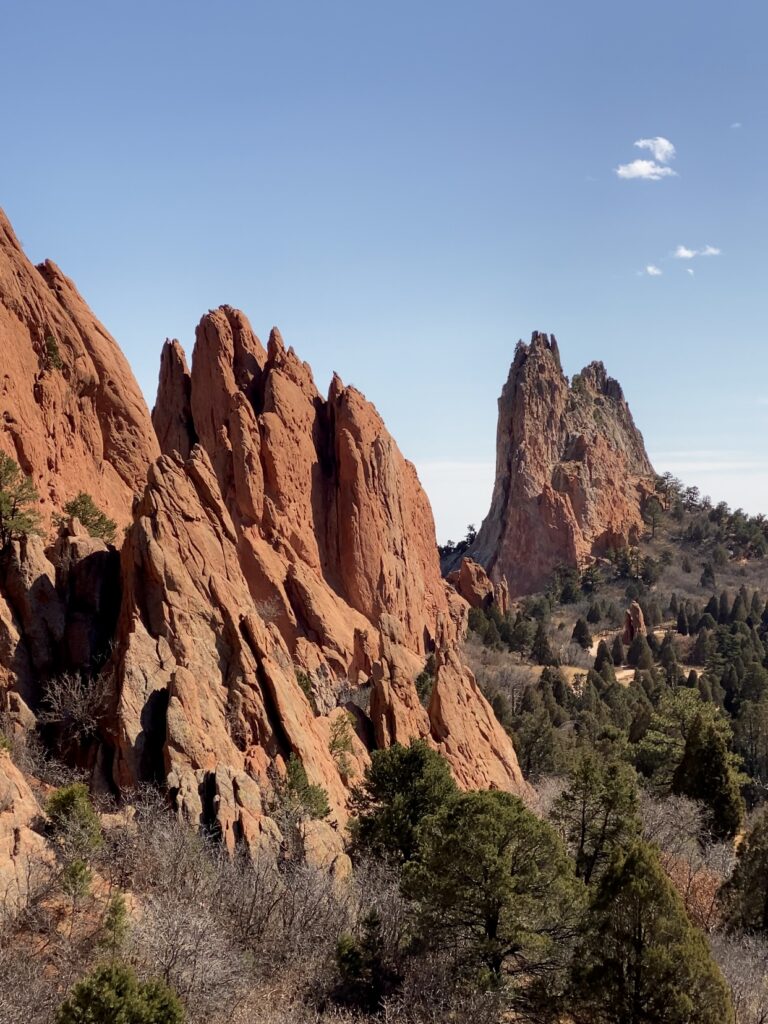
[460,332,654,595]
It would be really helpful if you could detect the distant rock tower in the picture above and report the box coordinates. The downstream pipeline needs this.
[451,332,655,596]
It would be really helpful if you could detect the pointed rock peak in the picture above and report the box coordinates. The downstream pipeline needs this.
[153,339,196,459]
[267,326,285,356]
[577,360,625,402]
[328,372,346,403]
[459,332,655,596]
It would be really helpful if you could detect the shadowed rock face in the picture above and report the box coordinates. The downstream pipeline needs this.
[459,332,654,596]
[0,209,158,531]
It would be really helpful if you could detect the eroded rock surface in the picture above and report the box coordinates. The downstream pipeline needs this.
[0,209,158,531]
[458,332,654,595]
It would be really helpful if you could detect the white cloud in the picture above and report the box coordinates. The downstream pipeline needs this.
[645,265,663,276]
[616,159,677,181]
[731,122,742,129]
[674,243,721,259]
[686,268,694,276]
[634,136,676,164]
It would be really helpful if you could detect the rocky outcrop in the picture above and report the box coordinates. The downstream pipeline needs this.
[0,208,529,858]
[108,309,529,834]
[459,332,654,596]
[447,558,494,610]
[622,601,647,645]
[0,751,52,911]
[0,208,158,532]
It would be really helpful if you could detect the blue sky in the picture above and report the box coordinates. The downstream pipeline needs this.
[2,1,766,541]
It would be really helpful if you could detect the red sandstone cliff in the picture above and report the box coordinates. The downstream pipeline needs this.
[460,332,654,596]
[0,210,529,854]
[0,209,159,531]
[108,311,527,832]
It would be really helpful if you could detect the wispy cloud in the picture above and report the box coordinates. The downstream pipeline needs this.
[731,122,742,129]
[634,137,676,163]
[645,265,663,276]
[686,268,694,276]
[616,159,677,180]
[674,244,722,259]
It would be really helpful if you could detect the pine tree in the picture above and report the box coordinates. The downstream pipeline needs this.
[403,790,584,986]
[552,752,638,885]
[349,740,457,863]
[0,452,39,549]
[611,635,625,666]
[572,841,734,1024]
[730,593,748,623]
[627,634,653,670]
[586,602,602,624]
[676,608,689,636]
[594,640,613,672]
[531,620,557,666]
[719,591,731,624]
[59,492,117,544]
[722,806,768,933]
[56,963,184,1024]
[572,618,593,651]
[671,713,744,839]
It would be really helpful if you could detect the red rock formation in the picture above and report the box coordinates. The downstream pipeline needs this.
[0,751,53,910]
[108,308,529,832]
[463,332,654,596]
[0,206,529,853]
[622,600,647,645]
[447,558,495,610]
[0,209,159,532]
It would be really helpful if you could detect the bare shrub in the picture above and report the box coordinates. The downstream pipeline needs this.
[39,671,110,742]
[640,791,734,931]
[710,932,768,1024]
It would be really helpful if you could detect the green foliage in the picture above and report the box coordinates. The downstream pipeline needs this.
[571,841,734,1024]
[571,617,593,651]
[61,858,92,902]
[552,751,639,884]
[643,495,663,537]
[403,789,584,989]
[45,783,102,856]
[329,712,356,779]
[626,633,653,670]
[671,711,744,839]
[530,619,557,666]
[349,740,457,863]
[45,335,64,370]
[722,806,768,933]
[56,962,184,1024]
[0,452,40,548]
[634,689,738,794]
[333,910,401,1012]
[60,492,117,544]
[281,754,330,819]
[100,892,130,956]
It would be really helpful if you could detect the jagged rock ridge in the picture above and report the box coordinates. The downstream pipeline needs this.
[0,209,527,872]
[110,310,527,832]
[458,331,655,596]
